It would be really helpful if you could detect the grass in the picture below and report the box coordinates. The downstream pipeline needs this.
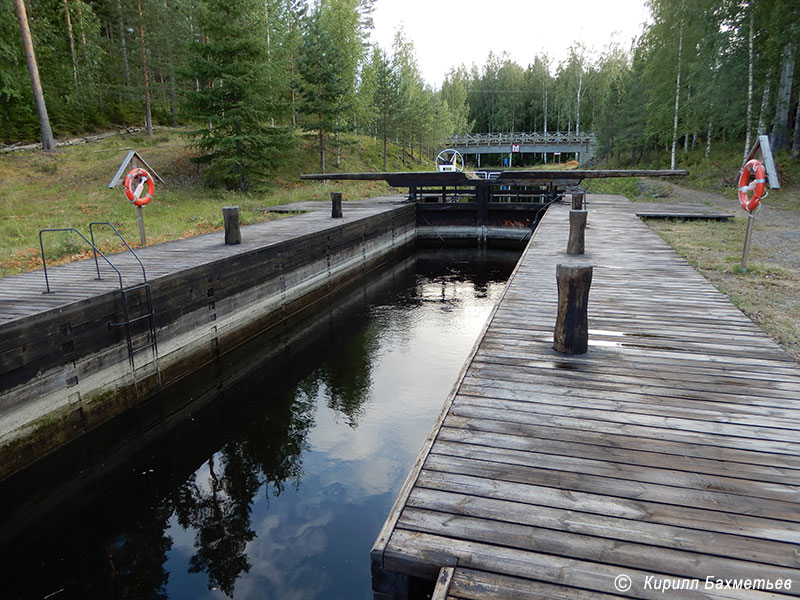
[0,130,426,277]
[583,178,674,202]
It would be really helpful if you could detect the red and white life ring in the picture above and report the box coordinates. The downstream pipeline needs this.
[737,159,766,212]
[124,168,155,207]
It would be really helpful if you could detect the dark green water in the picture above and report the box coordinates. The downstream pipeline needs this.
[1,248,519,600]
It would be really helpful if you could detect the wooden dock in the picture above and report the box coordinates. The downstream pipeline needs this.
[372,194,800,599]
[0,196,405,325]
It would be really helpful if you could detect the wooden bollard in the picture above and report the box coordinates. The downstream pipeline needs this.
[331,191,343,218]
[567,209,587,255]
[571,192,585,210]
[223,206,241,245]
[553,263,593,355]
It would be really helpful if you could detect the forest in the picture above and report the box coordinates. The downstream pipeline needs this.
[2,0,799,188]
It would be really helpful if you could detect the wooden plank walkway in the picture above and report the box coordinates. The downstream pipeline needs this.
[373,194,800,599]
[0,196,405,325]
[626,202,733,220]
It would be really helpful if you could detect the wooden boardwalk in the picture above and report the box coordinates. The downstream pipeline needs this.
[373,195,800,599]
[626,202,733,220]
[0,197,405,325]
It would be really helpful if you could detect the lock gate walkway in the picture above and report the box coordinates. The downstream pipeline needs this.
[372,194,800,600]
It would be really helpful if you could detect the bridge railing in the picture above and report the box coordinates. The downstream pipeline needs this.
[446,132,596,146]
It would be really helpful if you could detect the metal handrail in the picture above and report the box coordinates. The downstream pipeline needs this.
[38,228,124,294]
[89,221,147,283]
[447,132,597,146]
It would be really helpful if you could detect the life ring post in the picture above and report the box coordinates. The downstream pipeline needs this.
[740,211,757,272]
[735,158,767,272]
[122,167,155,246]
[136,205,146,246]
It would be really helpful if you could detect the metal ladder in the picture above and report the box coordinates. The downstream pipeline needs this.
[112,282,162,399]
[91,222,162,400]
[39,223,162,399]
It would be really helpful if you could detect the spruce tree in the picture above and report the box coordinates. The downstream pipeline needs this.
[298,5,350,173]
[184,0,291,190]
[371,47,397,170]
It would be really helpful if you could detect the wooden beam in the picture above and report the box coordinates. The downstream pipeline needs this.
[300,170,689,187]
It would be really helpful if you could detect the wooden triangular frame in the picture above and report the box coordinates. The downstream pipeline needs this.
[744,135,780,189]
[108,150,165,189]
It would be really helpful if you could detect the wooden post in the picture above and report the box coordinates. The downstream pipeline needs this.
[223,206,241,245]
[331,191,343,218]
[553,263,593,355]
[136,205,146,246]
[567,209,587,255]
[571,192,585,210]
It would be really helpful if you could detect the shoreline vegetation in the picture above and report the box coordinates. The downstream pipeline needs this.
[0,129,420,277]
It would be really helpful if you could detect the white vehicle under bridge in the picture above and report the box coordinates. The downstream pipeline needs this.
[301,168,688,248]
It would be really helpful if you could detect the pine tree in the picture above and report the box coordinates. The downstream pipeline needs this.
[183,0,292,190]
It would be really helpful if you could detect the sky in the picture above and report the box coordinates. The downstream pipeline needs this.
[368,0,652,87]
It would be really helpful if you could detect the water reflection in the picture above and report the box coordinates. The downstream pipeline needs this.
[0,249,518,600]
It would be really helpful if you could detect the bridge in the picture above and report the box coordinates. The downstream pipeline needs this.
[446,132,598,165]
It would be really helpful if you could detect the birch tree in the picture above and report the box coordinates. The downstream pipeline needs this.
[670,9,683,169]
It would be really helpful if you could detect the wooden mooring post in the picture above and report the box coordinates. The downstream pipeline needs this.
[553,263,593,354]
[331,191,343,218]
[571,191,585,210]
[567,209,587,255]
[223,206,241,245]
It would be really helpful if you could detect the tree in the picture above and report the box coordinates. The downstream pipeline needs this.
[354,43,378,136]
[184,0,292,190]
[392,27,425,160]
[669,3,684,169]
[771,41,796,150]
[285,0,306,126]
[298,5,351,172]
[135,0,152,135]
[13,0,54,150]
[1,0,35,142]
[370,46,397,169]
[441,66,472,134]
[527,54,552,135]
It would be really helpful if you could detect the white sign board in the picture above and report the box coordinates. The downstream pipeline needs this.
[511,143,521,153]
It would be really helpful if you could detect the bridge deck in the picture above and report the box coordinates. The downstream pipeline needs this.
[373,195,800,599]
